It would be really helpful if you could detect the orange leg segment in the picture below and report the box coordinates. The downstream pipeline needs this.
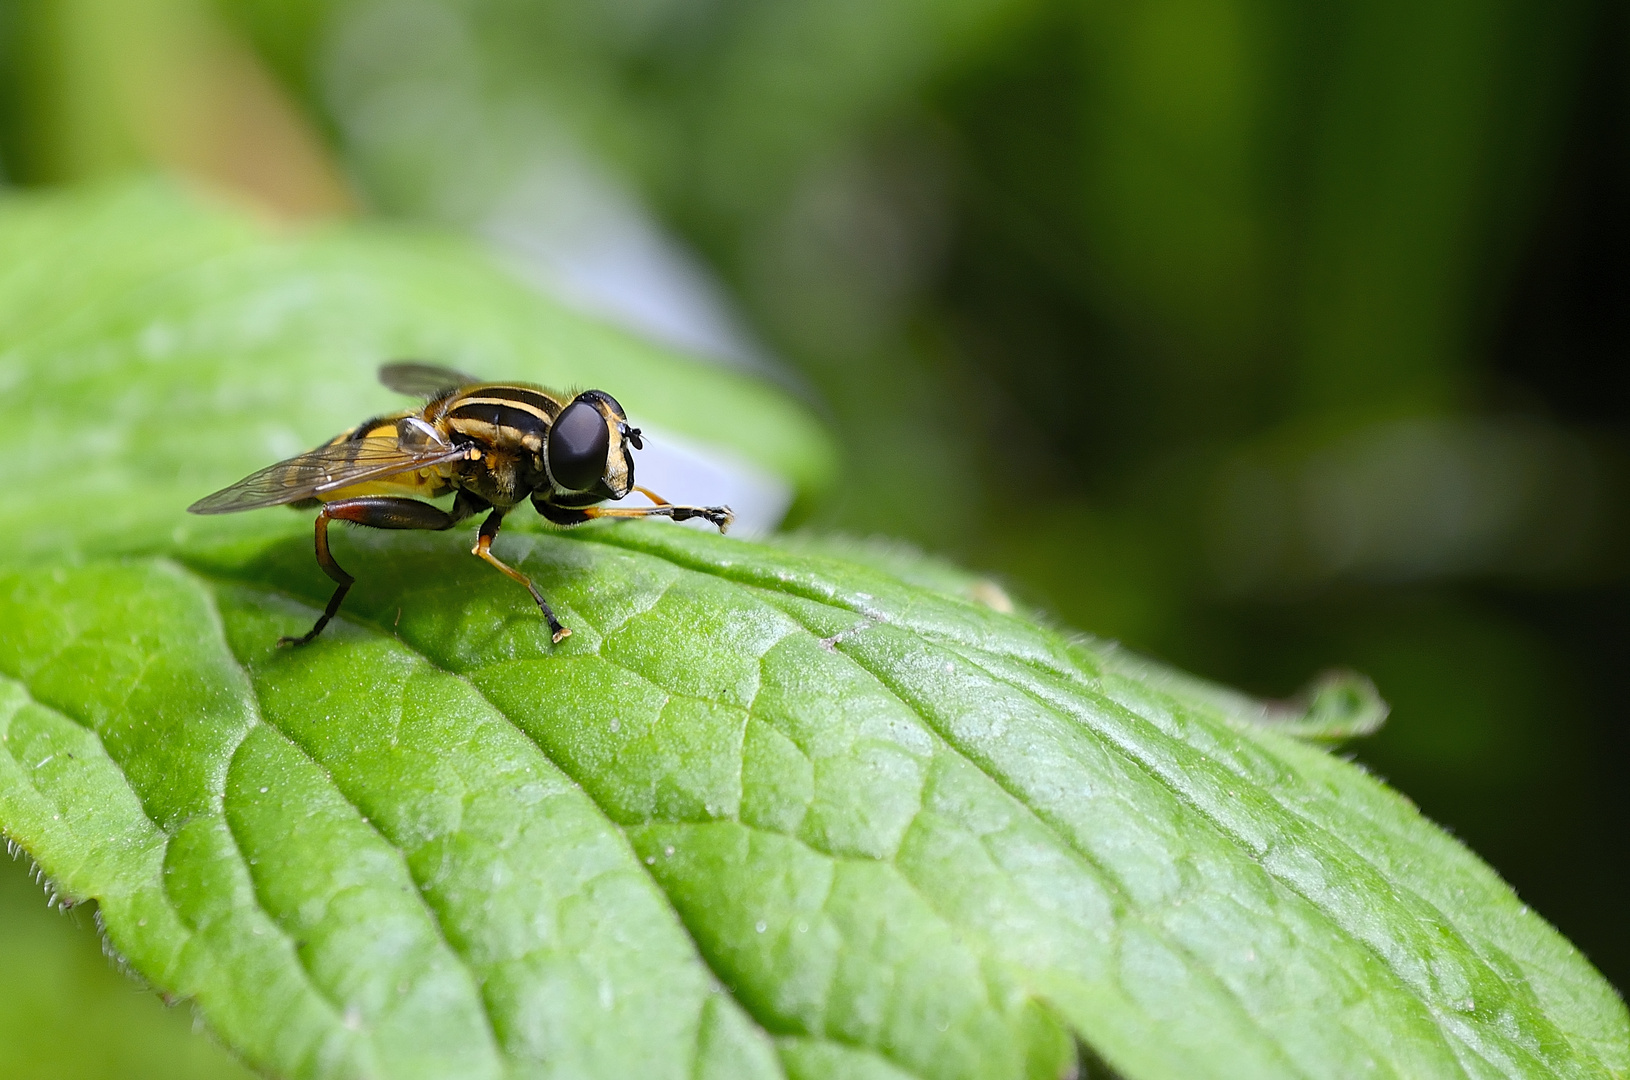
[473,510,571,642]
[575,501,733,530]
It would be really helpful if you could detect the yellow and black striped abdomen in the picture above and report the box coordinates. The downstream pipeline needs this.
[331,411,413,445]
[316,410,460,502]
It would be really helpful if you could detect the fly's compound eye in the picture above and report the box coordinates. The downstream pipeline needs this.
[547,398,611,491]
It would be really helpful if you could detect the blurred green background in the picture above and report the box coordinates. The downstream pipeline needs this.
[0,0,1625,1072]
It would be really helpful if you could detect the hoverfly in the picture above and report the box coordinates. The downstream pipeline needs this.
[189,362,732,645]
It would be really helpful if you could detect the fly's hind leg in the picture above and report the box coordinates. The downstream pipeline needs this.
[472,510,570,643]
[280,497,466,647]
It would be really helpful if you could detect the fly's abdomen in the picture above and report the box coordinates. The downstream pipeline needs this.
[317,437,461,501]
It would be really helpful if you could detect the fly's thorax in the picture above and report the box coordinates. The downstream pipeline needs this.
[454,446,549,508]
[440,385,560,455]
[431,384,561,506]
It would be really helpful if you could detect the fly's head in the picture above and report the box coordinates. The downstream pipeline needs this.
[541,390,642,501]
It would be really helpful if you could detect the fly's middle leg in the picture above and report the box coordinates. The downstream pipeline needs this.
[471,509,571,643]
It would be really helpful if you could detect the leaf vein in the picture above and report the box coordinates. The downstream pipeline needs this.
[0,662,367,1075]
[948,645,1557,1079]
[186,570,514,1077]
[573,529,1595,1076]
[217,723,376,1061]
[545,544,1313,1079]
[772,623,1315,1079]
[189,567,781,1079]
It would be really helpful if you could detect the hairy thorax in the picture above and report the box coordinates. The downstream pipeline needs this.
[455,446,546,508]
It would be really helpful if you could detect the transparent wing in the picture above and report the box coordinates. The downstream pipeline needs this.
[379,361,478,397]
[188,437,471,514]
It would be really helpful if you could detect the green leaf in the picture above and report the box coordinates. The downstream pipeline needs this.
[0,180,1624,1080]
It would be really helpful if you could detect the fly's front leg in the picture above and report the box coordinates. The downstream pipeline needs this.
[538,495,733,532]
[280,497,463,647]
[472,510,571,643]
